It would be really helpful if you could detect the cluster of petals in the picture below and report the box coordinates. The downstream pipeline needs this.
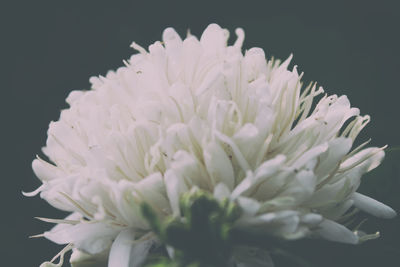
[28,24,396,267]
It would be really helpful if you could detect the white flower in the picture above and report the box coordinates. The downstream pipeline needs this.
[27,24,396,267]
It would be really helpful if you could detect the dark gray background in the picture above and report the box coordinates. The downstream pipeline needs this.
[3,0,400,266]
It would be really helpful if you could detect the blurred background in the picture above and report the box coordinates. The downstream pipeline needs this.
[3,0,400,266]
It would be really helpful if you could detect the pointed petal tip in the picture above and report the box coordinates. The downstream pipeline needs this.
[29,233,45,239]
[22,184,44,197]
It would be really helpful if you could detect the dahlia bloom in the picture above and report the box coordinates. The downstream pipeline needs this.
[27,24,396,267]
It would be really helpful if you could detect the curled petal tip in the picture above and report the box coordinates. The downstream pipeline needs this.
[22,185,44,197]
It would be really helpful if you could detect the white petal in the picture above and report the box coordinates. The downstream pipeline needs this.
[32,157,60,181]
[40,262,59,267]
[134,172,170,215]
[300,213,323,226]
[291,143,328,170]
[200,23,228,57]
[214,130,251,173]
[170,150,212,189]
[308,149,385,209]
[231,155,286,199]
[237,211,300,236]
[66,90,85,105]
[313,219,358,244]
[70,248,108,267]
[181,36,202,84]
[233,123,266,168]
[315,137,352,177]
[352,192,396,219]
[258,197,296,213]
[305,179,349,208]
[164,169,189,216]
[279,169,317,204]
[237,197,261,216]
[213,182,232,201]
[114,181,147,228]
[244,48,268,82]
[44,219,119,254]
[108,229,154,267]
[340,147,385,173]
[318,199,354,221]
[203,141,235,190]
[162,27,183,64]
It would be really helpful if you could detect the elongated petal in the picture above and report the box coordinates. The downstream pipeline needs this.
[279,169,317,204]
[164,169,189,216]
[169,150,211,190]
[300,213,323,226]
[232,155,286,199]
[237,211,300,236]
[162,27,183,64]
[32,157,60,181]
[315,137,352,178]
[352,192,396,219]
[134,172,170,215]
[237,197,261,216]
[291,143,328,170]
[203,141,235,190]
[108,229,154,267]
[213,182,231,201]
[44,221,119,254]
[313,219,358,244]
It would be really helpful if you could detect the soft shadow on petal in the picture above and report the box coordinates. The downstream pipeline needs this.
[70,248,108,267]
[352,192,397,219]
[44,221,119,254]
[108,229,154,267]
[313,219,358,244]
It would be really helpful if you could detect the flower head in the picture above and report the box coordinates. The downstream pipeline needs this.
[27,24,396,267]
